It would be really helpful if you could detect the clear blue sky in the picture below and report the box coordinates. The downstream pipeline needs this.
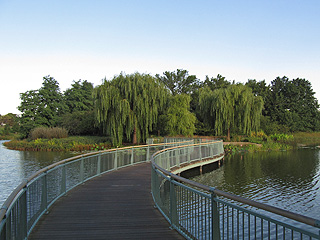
[1,0,320,115]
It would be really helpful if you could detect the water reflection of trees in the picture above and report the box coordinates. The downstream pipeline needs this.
[191,149,320,216]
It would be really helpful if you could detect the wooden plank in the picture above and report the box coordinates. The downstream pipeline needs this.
[29,162,184,239]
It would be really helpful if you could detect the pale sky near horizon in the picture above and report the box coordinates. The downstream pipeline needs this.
[1,0,320,115]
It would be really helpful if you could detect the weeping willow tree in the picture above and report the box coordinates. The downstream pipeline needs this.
[199,84,263,141]
[94,73,168,146]
[160,94,196,136]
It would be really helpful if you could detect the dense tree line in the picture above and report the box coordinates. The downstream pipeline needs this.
[11,70,320,144]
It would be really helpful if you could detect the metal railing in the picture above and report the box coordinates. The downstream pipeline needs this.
[3,137,319,240]
[0,139,192,240]
[151,140,320,240]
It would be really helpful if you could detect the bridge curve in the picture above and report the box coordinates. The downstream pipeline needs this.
[2,138,320,239]
[29,162,184,239]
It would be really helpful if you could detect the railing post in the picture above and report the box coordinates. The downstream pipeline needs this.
[80,157,84,183]
[147,145,150,162]
[115,149,118,170]
[41,172,48,213]
[187,146,191,163]
[97,153,101,175]
[20,187,28,239]
[5,213,11,240]
[169,176,178,228]
[131,147,134,165]
[61,165,66,194]
[174,148,179,168]
[210,187,221,240]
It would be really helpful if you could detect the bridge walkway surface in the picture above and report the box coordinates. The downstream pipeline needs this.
[29,162,184,240]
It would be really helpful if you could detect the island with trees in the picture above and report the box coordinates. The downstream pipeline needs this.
[1,69,319,152]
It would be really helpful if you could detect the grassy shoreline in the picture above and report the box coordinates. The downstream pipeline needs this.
[3,136,113,152]
[3,132,320,153]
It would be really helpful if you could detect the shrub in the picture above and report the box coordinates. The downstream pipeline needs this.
[29,127,68,140]
[270,133,293,142]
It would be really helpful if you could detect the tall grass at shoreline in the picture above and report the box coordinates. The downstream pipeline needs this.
[4,136,112,152]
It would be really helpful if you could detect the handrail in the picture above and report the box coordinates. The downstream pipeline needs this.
[151,140,320,239]
[0,138,193,239]
[2,138,319,240]
[153,163,320,228]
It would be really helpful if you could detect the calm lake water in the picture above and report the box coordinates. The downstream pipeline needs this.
[191,149,320,221]
[0,140,78,206]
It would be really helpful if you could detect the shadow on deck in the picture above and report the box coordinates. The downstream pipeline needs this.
[29,162,184,239]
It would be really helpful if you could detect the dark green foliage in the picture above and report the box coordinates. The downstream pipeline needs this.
[0,113,19,134]
[203,74,231,91]
[159,94,196,136]
[60,111,98,135]
[64,80,94,113]
[18,76,66,138]
[266,77,319,132]
[155,69,199,96]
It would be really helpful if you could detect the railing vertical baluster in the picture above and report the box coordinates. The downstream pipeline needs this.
[248,214,250,240]
[232,208,234,240]
[261,219,264,239]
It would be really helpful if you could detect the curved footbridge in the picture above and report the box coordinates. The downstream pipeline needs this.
[29,162,184,239]
[1,139,320,240]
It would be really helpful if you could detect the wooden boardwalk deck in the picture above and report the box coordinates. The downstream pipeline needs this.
[29,162,184,239]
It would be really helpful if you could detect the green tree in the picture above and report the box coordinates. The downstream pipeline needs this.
[246,79,271,116]
[94,73,168,146]
[199,84,264,140]
[203,74,231,91]
[60,111,98,135]
[18,76,66,138]
[160,94,196,136]
[155,69,199,96]
[267,77,319,132]
[64,80,94,113]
